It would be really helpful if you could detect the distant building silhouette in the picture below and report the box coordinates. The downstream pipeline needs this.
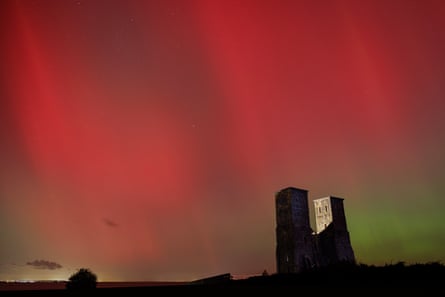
[275,187,355,273]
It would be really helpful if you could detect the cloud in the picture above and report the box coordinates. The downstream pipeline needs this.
[26,260,62,270]
[103,218,118,228]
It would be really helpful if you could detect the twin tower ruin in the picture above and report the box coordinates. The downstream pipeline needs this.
[275,187,355,273]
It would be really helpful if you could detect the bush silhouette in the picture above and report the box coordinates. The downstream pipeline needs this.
[66,268,97,290]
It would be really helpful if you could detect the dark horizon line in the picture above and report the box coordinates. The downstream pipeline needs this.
[1,260,443,283]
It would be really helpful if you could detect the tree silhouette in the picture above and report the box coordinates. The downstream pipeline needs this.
[66,268,97,290]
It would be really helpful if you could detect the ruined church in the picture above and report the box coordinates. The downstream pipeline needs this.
[275,187,355,273]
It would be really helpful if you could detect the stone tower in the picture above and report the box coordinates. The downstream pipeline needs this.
[275,187,316,273]
[275,188,355,274]
[314,196,355,265]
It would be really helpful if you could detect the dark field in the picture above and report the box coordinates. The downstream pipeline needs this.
[2,262,444,296]
[0,281,187,291]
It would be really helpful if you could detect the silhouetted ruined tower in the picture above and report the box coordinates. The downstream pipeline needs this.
[275,187,317,273]
[275,187,355,274]
[314,197,355,265]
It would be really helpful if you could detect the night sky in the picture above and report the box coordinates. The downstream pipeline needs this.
[1,0,445,281]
